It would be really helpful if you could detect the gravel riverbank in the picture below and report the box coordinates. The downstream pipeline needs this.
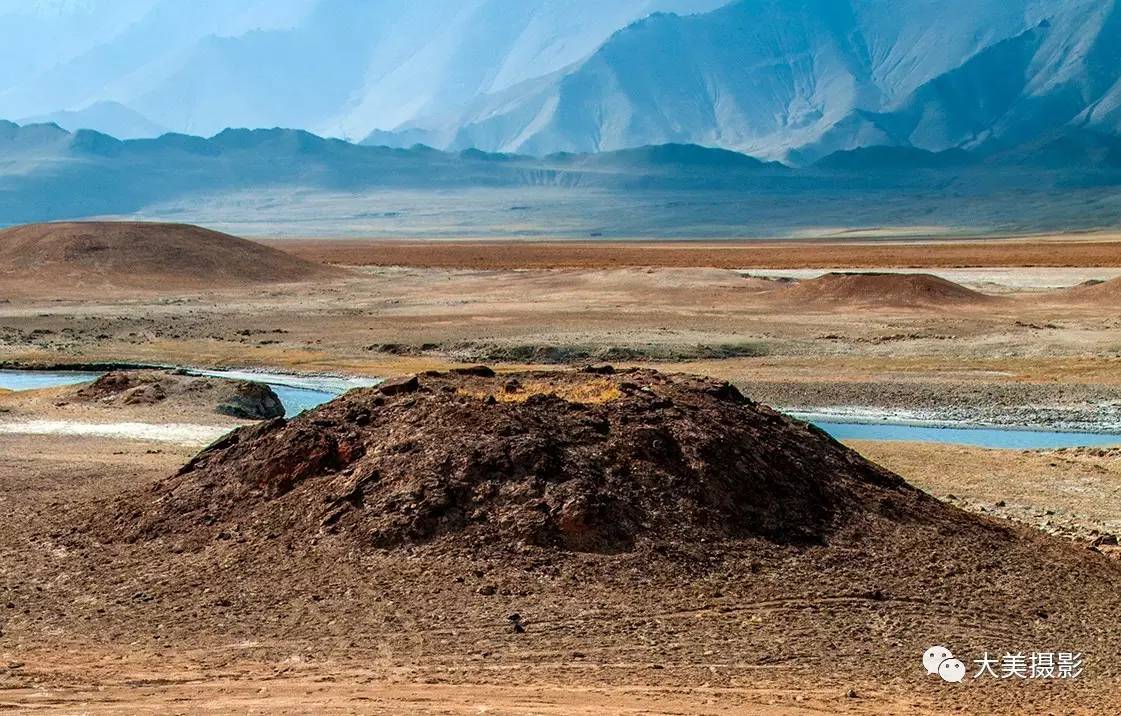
[743,380,1121,432]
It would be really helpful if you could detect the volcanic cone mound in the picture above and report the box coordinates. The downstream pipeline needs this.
[101,367,958,553]
[776,272,994,308]
[0,221,343,292]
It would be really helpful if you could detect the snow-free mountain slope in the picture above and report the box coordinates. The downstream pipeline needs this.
[20,101,168,139]
[0,0,728,140]
[0,0,316,133]
[400,0,1121,162]
[9,0,1121,160]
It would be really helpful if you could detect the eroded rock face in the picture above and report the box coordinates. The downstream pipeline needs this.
[101,368,935,553]
[75,370,284,420]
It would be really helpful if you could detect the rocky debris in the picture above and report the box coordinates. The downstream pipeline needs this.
[97,368,966,554]
[741,380,1121,434]
[74,370,283,420]
[377,375,419,395]
[365,341,769,363]
[1088,534,1121,559]
[945,492,1119,545]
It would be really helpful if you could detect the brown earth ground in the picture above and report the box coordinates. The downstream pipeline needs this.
[3,231,1121,713]
[3,432,1120,715]
[264,233,1121,270]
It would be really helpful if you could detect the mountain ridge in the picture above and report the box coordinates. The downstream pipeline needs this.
[10,0,1121,164]
[1,120,1119,236]
[372,0,1121,164]
[0,0,729,141]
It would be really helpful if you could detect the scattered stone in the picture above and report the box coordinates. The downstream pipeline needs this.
[582,365,615,375]
[452,365,496,377]
[377,375,419,395]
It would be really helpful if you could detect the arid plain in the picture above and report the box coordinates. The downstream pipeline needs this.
[2,223,1121,714]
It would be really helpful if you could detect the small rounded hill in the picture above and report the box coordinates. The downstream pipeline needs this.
[0,221,343,292]
[775,271,994,308]
[1065,276,1121,304]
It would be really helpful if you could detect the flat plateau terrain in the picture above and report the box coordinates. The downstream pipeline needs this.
[266,233,1121,270]
[3,229,1121,714]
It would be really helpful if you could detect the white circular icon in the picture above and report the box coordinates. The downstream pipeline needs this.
[923,645,953,675]
[938,658,967,683]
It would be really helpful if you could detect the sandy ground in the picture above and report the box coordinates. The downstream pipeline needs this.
[3,237,1121,713]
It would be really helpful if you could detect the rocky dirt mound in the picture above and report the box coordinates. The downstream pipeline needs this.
[774,272,995,308]
[74,370,284,420]
[101,367,960,553]
[0,221,343,292]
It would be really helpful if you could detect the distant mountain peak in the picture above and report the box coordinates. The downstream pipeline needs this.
[19,101,168,140]
[4,0,1121,164]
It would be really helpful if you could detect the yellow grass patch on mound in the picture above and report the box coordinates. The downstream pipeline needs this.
[457,378,623,404]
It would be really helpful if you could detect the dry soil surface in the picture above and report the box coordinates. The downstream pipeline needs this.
[2,229,1121,713]
[264,234,1121,270]
[3,372,1121,715]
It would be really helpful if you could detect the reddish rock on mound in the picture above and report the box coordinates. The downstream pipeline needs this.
[102,368,948,553]
[776,271,993,308]
[0,221,343,292]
